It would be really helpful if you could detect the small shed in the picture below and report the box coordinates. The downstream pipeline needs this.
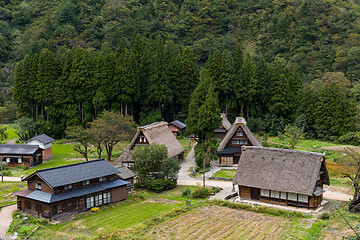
[25,134,55,160]
[233,146,330,209]
[168,120,187,136]
[0,144,43,166]
[116,166,137,191]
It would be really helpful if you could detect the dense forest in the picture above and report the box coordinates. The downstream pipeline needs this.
[1,0,360,140]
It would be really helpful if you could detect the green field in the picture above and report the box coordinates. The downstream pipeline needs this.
[0,124,18,143]
[212,169,236,179]
[0,181,27,207]
[269,137,340,149]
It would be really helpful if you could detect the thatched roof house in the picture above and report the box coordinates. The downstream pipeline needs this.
[233,146,330,209]
[116,122,185,167]
[214,113,232,139]
[216,117,261,166]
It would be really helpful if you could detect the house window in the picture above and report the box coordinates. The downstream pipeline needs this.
[62,201,77,211]
[64,184,72,190]
[103,191,111,204]
[95,192,103,206]
[82,180,90,186]
[270,190,279,198]
[220,157,233,165]
[86,194,94,209]
[232,139,240,145]
[35,183,42,190]
[236,131,244,137]
[260,189,269,197]
[99,176,106,182]
[298,194,308,203]
[240,139,248,145]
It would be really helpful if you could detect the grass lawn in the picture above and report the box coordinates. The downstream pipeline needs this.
[212,169,236,179]
[0,124,18,143]
[269,137,340,149]
[0,181,27,207]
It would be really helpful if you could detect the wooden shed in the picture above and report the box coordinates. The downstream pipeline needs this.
[0,144,43,166]
[233,146,330,209]
[25,134,55,160]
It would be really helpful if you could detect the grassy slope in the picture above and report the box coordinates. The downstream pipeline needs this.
[0,181,27,207]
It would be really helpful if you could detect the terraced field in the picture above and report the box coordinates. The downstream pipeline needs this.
[147,206,291,240]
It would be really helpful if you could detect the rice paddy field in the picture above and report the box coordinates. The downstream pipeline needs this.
[0,181,27,207]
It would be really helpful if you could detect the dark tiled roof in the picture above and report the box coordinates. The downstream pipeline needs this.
[218,146,242,155]
[0,144,40,155]
[169,120,186,129]
[116,166,137,179]
[24,159,119,188]
[15,179,128,203]
[28,134,55,144]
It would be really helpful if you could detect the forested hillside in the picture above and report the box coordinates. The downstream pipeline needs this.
[1,0,360,139]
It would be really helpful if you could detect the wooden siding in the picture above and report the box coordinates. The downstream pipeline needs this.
[43,147,52,160]
[111,185,128,202]
[28,176,54,194]
[226,126,252,148]
[239,185,323,209]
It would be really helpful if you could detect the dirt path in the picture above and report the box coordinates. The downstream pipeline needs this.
[0,204,16,239]
[5,139,17,144]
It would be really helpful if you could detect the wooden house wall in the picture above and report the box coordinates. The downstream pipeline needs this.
[226,126,252,148]
[134,133,149,145]
[28,176,54,194]
[238,185,323,209]
[43,147,52,160]
[111,185,128,202]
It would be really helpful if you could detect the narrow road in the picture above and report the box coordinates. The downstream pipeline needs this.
[0,204,16,239]
[1,177,22,182]
[177,145,353,202]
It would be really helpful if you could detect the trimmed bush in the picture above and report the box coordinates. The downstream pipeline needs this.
[181,188,191,197]
[144,179,177,192]
[192,187,211,198]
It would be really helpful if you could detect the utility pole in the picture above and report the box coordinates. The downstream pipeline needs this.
[203,147,210,187]
[1,157,3,182]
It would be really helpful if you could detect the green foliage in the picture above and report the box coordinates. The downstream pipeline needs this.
[0,125,8,143]
[132,143,168,184]
[161,158,181,181]
[181,188,191,197]
[144,179,177,192]
[284,124,305,149]
[192,187,211,198]
[194,138,219,169]
[339,132,360,146]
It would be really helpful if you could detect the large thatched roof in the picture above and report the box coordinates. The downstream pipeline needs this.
[117,122,184,162]
[218,117,262,152]
[233,146,330,196]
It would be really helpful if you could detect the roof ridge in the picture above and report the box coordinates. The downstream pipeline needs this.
[243,146,325,157]
[35,159,106,173]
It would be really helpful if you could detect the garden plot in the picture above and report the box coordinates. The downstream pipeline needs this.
[148,205,291,240]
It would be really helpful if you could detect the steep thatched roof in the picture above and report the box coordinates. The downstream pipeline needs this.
[218,117,261,152]
[117,122,184,162]
[233,146,330,196]
[220,113,232,131]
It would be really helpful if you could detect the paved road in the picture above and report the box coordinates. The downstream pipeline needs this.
[177,145,353,202]
[0,204,16,240]
[1,177,22,182]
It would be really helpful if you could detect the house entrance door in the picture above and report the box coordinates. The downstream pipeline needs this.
[250,188,260,200]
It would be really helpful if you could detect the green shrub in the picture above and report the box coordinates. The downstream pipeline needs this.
[3,170,12,176]
[192,187,211,198]
[320,212,330,220]
[181,188,191,197]
[144,179,177,192]
[211,186,221,194]
[339,132,360,146]
[22,165,29,171]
